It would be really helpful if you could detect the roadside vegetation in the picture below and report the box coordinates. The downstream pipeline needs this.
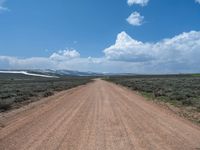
[0,73,92,112]
[104,75,200,124]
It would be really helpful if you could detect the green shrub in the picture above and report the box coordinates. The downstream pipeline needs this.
[153,89,165,97]
[0,75,92,111]
[182,99,193,106]
[0,98,14,111]
[43,91,54,97]
[105,75,200,109]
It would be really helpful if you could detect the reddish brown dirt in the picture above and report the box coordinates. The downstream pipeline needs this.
[0,79,200,150]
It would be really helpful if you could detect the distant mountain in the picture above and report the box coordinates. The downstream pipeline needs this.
[0,70,58,78]
[30,69,104,77]
[36,69,103,77]
[0,69,104,77]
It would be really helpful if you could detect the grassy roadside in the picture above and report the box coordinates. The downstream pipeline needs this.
[0,73,93,112]
[103,75,200,125]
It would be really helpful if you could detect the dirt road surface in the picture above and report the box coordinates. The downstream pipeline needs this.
[0,79,200,150]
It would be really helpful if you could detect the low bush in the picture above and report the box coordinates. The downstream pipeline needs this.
[0,75,92,111]
[182,99,193,106]
[105,75,200,109]
[0,98,14,111]
[43,91,54,97]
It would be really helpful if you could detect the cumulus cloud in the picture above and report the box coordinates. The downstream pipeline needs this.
[126,12,144,26]
[127,0,149,6]
[50,49,80,61]
[104,31,200,73]
[195,0,200,4]
[0,56,55,69]
[1,31,200,74]
[0,49,108,72]
[0,55,140,73]
[0,0,8,12]
[104,31,153,62]
[0,55,108,73]
[104,31,200,62]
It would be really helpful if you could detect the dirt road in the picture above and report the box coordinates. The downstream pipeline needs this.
[0,79,200,150]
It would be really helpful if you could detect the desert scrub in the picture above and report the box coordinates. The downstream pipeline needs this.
[43,91,54,97]
[104,75,200,124]
[104,75,200,109]
[0,74,92,111]
[0,98,15,111]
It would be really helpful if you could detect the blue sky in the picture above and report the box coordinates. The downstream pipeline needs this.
[0,0,200,73]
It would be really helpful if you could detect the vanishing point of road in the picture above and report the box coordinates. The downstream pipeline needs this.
[0,79,200,150]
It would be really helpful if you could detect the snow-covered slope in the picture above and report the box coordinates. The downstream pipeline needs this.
[0,71,58,78]
[0,69,104,77]
[32,69,103,76]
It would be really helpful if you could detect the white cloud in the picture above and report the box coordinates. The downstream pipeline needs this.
[0,0,9,12]
[0,55,141,73]
[50,49,80,61]
[0,56,55,69]
[126,12,144,26]
[104,31,200,62]
[104,31,153,61]
[127,0,149,6]
[195,0,200,4]
[1,31,200,74]
[103,31,200,73]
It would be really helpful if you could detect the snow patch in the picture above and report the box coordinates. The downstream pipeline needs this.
[0,71,58,78]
